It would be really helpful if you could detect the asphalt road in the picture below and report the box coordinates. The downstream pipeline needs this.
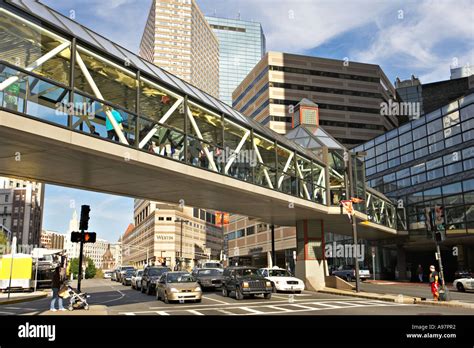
[1,279,472,316]
[360,281,474,303]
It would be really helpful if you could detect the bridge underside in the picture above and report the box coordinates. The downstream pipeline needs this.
[0,110,396,239]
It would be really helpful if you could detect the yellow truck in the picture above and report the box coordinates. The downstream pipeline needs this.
[0,253,33,291]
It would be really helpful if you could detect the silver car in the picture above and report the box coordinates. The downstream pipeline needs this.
[131,270,144,290]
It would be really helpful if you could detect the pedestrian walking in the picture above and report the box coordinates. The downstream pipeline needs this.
[50,266,66,311]
[429,265,439,301]
[106,108,123,141]
[417,264,423,282]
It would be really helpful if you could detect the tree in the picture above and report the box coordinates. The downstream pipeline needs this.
[69,257,97,279]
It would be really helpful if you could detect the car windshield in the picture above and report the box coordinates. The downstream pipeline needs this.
[167,273,195,283]
[235,268,259,277]
[125,270,134,275]
[122,267,134,270]
[204,263,221,268]
[198,269,222,276]
[137,271,143,276]
[149,268,170,276]
[268,269,291,277]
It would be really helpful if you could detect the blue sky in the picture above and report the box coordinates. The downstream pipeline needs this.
[40,0,473,242]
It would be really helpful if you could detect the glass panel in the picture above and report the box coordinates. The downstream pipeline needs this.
[296,155,312,200]
[426,168,443,181]
[140,78,183,131]
[186,136,221,173]
[443,182,462,195]
[224,120,252,181]
[187,103,223,146]
[460,104,474,121]
[73,93,136,144]
[25,75,69,127]
[75,48,136,111]
[312,162,326,204]
[0,10,71,85]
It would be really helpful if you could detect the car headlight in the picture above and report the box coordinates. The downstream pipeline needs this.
[194,286,202,292]
[266,281,272,287]
[243,282,249,288]
[170,288,179,293]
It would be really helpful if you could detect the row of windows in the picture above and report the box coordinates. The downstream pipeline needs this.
[232,66,269,106]
[271,81,382,99]
[227,225,258,240]
[209,24,246,32]
[268,65,380,83]
[269,98,381,115]
[365,107,474,176]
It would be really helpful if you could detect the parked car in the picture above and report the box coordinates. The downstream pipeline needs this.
[453,277,474,292]
[156,271,202,303]
[111,269,118,281]
[221,266,272,300]
[131,270,143,290]
[258,267,305,293]
[332,267,371,282]
[193,268,223,290]
[103,271,113,279]
[141,266,171,295]
[122,269,135,286]
[116,266,136,283]
[454,270,473,279]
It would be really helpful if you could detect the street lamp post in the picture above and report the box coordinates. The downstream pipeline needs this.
[175,218,189,271]
[344,151,366,293]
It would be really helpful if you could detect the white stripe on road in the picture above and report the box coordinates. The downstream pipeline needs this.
[217,309,236,315]
[202,296,230,305]
[288,304,320,310]
[156,311,170,316]
[239,306,264,314]
[331,301,365,307]
[124,312,135,316]
[312,302,341,308]
[266,305,292,312]
[188,310,204,316]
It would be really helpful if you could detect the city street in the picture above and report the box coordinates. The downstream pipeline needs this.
[1,279,472,316]
[360,280,474,303]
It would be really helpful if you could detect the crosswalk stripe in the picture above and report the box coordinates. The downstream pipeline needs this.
[288,304,319,310]
[188,310,204,316]
[239,306,264,314]
[331,301,365,307]
[124,312,136,315]
[267,305,292,312]
[312,302,341,308]
[217,309,236,315]
[156,311,170,316]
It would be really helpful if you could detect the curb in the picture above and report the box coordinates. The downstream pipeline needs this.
[0,292,48,305]
[319,288,473,308]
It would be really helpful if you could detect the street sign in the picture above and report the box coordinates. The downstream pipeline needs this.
[371,246,376,257]
[435,252,440,260]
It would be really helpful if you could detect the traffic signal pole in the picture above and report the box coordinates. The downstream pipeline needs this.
[77,230,85,292]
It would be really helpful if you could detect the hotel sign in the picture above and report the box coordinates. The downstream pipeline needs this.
[155,234,174,241]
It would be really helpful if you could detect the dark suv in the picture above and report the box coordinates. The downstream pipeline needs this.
[221,266,272,300]
[141,266,171,295]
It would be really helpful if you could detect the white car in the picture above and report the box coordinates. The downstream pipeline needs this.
[453,277,474,292]
[131,270,144,290]
[258,267,305,293]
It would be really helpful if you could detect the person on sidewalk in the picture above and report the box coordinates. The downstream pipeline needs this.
[417,264,423,282]
[50,266,66,312]
[429,265,439,301]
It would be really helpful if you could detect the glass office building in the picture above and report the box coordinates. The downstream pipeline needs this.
[205,16,265,106]
[355,91,474,280]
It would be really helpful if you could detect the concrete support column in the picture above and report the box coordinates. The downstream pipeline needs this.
[396,245,407,281]
[295,219,326,291]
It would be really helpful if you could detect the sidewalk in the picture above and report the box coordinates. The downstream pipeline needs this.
[39,305,108,315]
[319,287,474,309]
[0,291,48,305]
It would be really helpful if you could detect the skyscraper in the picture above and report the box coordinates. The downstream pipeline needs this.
[0,177,44,246]
[205,16,266,106]
[233,52,399,147]
[139,0,219,97]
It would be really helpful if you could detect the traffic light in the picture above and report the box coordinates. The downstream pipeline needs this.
[79,205,91,231]
[70,231,96,243]
[71,231,82,243]
[83,232,96,243]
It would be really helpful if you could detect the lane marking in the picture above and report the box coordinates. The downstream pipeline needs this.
[188,310,204,316]
[288,304,320,310]
[202,296,230,305]
[239,306,263,314]
[267,305,292,312]
[312,302,340,308]
[217,309,236,315]
[156,311,170,316]
[124,312,135,316]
